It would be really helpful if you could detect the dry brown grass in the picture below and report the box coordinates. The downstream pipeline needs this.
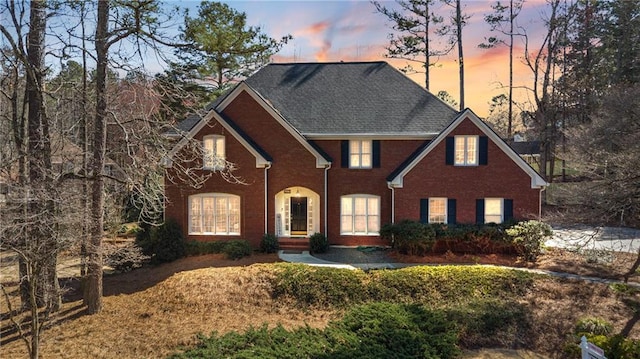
[1,250,638,359]
[1,254,337,359]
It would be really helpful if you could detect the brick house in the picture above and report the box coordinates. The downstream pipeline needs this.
[164,61,547,248]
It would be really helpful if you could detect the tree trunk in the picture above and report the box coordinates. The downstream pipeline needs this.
[508,0,514,138]
[85,0,109,314]
[425,2,430,90]
[26,0,60,312]
[80,1,90,278]
[456,0,464,110]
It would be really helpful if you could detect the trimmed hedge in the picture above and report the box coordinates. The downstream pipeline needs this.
[380,220,551,259]
[271,263,536,308]
[185,239,253,260]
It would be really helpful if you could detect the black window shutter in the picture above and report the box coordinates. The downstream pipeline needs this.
[504,199,514,221]
[341,140,349,168]
[419,198,428,224]
[479,136,488,165]
[447,199,457,224]
[445,137,454,165]
[372,140,381,168]
[476,199,485,224]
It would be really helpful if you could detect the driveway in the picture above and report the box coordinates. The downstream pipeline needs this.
[547,226,640,253]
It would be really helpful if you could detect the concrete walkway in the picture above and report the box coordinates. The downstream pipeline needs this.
[278,249,403,270]
[547,226,640,253]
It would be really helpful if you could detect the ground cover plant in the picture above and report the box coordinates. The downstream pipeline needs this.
[171,302,461,359]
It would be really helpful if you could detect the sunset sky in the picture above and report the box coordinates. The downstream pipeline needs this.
[185,0,552,117]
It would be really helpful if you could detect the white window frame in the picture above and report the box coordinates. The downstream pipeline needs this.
[428,198,447,224]
[340,194,380,235]
[203,135,226,170]
[454,135,478,166]
[189,193,240,235]
[349,140,372,169]
[484,198,503,224]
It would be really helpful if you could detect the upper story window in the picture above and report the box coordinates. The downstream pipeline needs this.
[203,135,225,170]
[340,194,380,235]
[454,135,478,166]
[350,140,372,168]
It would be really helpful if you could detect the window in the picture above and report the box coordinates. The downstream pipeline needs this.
[484,198,503,224]
[454,135,478,165]
[429,198,447,224]
[349,140,372,168]
[341,195,380,235]
[203,135,225,170]
[189,194,240,235]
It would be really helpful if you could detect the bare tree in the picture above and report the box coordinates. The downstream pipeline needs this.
[480,0,525,138]
[437,0,470,110]
[372,0,447,90]
[521,0,564,182]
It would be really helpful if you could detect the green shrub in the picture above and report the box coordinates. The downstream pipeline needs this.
[575,317,613,336]
[271,263,535,308]
[565,333,640,359]
[309,232,329,253]
[135,219,185,264]
[329,302,460,359]
[506,220,553,262]
[222,239,252,260]
[184,240,227,256]
[171,303,460,359]
[259,233,279,253]
[271,264,368,307]
[381,220,435,256]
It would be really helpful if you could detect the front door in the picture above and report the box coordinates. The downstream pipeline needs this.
[290,197,307,235]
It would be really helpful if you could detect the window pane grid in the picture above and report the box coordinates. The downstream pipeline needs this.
[429,198,447,224]
[189,194,240,235]
[341,196,380,235]
[349,140,372,168]
[454,136,478,166]
[203,136,226,170]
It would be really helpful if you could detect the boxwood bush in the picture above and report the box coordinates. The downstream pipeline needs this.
[135,218,185,264]
[259,233,279,253]
[309,232,329,253]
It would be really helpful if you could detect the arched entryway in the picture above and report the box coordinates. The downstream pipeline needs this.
[275,186,320,237]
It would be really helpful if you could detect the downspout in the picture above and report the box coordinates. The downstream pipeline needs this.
[324,163,331,235]
[264,163,271,234]
[539,186,546,220]
[387,183,395,224]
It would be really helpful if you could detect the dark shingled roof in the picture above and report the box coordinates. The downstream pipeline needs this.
[510,141,540,155]
[174,113,202,133]
[244,62,458,135]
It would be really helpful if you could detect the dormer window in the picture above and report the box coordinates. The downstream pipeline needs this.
[350,140,372,168]
[203,135,225,170]
[454,135,478,166]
